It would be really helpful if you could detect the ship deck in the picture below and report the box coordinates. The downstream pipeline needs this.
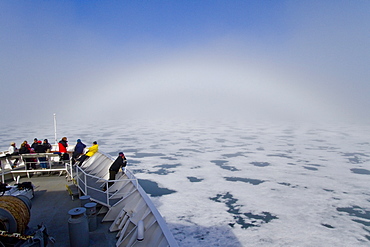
[5,172,117,247]
[1,151,178,247]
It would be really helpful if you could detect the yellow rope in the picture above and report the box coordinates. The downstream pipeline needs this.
[0,196,30,234]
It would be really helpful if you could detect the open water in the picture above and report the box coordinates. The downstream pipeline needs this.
[1,120,369,246]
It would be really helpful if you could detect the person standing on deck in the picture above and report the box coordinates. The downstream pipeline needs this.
[22,140,31,151]
[77,141,98,166]
[72,139,86,165]
[103,152,127,191]
[58,137,69,162]
[35,140,48,168]
[43,139,52,152]
[31,138,39,150]
[19,141,32,169]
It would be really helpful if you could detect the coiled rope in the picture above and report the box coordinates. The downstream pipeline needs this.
[0,196,30,234]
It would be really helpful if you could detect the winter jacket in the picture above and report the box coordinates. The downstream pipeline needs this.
[19,146,30,154]
[8,145,17,154]
[74,142,86,155]
[35,144,47,153]
[109,156,127,173]
[43,142,52,151]
[86,144,98,157]
[58,140,68,153]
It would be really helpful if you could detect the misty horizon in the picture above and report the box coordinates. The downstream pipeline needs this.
[0,1,369,125]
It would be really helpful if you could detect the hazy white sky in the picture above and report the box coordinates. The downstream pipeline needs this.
[1,1,369,125]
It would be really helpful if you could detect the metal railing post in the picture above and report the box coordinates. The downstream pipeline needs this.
[84,170,87,195]
[106,181,109,205]
[1,161,4,184]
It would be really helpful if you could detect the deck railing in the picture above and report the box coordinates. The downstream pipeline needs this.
[0,153,69,183]
[73,162,138,207]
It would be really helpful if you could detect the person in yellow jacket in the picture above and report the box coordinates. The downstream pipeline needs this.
[77,141,99,166]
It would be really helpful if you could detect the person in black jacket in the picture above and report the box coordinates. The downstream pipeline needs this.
[43,139,52,152]
[19,141,32,169]
[35,141,48,168]
[31,138,39,150]
[103,152,127,191]
[72,139,86,165]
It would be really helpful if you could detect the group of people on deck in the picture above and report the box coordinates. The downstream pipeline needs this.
[58,137,127,190]
[58,137,128,191]
[7,138,53,169]
[5,137,127,190]
[57,137,99,166]
[6,137,102,169]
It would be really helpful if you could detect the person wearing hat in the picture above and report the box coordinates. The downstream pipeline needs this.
[31,138,39,150]
[58,137,69,162]
[77,141,99,166]
[43,139,52,152]
[34,140,45,152]
[72,139,86,165]
[8,142,18,155]
[7,142,19,168]
[103,152,127,191]
[35,140,48,168]
[19,141,33,169]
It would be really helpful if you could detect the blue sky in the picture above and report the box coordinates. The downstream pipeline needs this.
[1,1,369,125]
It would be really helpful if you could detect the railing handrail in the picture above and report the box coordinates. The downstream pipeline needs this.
[1,153,68,182]
[74,164,138,207]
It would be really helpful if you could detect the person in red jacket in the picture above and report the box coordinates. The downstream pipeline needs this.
[58,137,69,162]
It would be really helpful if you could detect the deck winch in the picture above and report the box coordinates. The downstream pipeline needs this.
[0,182,54,247]
[0,195,31,234]
[0,182,33,235]
[0,196,30,234]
